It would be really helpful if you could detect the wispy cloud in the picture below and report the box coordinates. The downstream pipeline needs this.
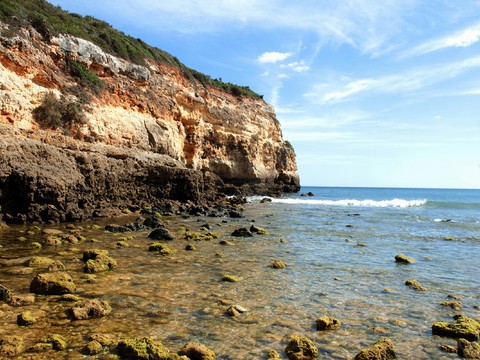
[402,22,480,58]
[257,52,292,64]
[280,61,310,73]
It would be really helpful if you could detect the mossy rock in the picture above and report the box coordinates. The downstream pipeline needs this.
[70,299,111,320]
[178,341,215,360]
[221,275,239,282]
[354,337,396,360]
[440,301,463,310]
[268,350,281,359]
[285,334,318,360]
[269,260,288,269]
[432,315,480,341]
[395,254,415,264]
[231,227,253,237]
[30,242,42,249]
[84,254,117,273]
[457,338,480,358]
[83,249,110,261]
[45,334,67,351]
[83,340,103,355]
[117,337,169,360]
[148,243,174,255]
[0,284,12,302]
[48,260,66,272]
[316,316,341,331]
[405,279,427,291]
[25,256,55,267]
[250,225,269,235]
[17,311,37,326]
[0,335,25,356]
[117,241,129,248]
[30,272,76,295]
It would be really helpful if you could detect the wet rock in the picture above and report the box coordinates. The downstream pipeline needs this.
[300,192,315,197]
[29,342,53,353]
[83,340,103,355]
[90,333,114,346]
[149,243,174,255]
[48,260,66,272]
[280,238,288,243]
[221,275,239,282]
[225,305,248,317]
[143,216,165,229]
[45,334,67,350]
[229,210,243,218]
[17,311,37,326]
[439,344,457,354]
[105,224,131,233]
[405,279,427,291]
[395,254,415,264]
[250,225,269,235]
[0,335,25,357]
[25,256,55,267]
[148,227,174,240]
[117,240,129,248]
[178,341,215,360]
[70,299,112,320]
[30,242,42,249]
[432,315,480,341]
[83,249,110,261]
[354,337,396,360]
[316,316,341,331]
[219,240,234,245]
[269,260,288,269]
[285,334,318,360]
[8,294,35,307]
[0,284,12,302]
[231,227,253,237]
[117,337,169,360]
[84,254,117,273]
[441,301,463,311]
[44,236,62,246]
[59,294,81,302]
[268,349,281,359]
[260,197,273,203]
[30,272,76,295]
[185,244,196,251]
[457,338,480,358]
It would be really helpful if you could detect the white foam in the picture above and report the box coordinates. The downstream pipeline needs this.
[266,198,427,208]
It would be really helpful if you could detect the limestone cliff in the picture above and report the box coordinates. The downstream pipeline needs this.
[0,22,299,223]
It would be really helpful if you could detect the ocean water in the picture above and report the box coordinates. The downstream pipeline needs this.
[1,186,479,359]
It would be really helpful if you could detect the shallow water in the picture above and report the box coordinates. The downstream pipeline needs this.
[1,187,479,359]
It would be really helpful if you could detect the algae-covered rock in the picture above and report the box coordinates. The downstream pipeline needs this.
[117,337,169,360]
[8,294,35,307]
[48,260,66,272]
[405,279,427,291]
[285,334,318,360]
[432,315,480,341]
[0,284,12,302]
[225,305,248,317]
[45,334,67,350]
[268,349,281,359]
[148,243,174,255]
[148,228,174,241]
[185,244,196,251]
[354,337,396,360]
[316,316,341,331]
[17,311,37,326]
[83,340,103,355]
[83,249,110,261]
[84,254,117,273]
[440,301,463,311]
[0,335,25,356]
[221,275,239,282]
[250,225,269,235]
[178,341,215,360]
[457,338,480,358]
[30,272,76,295]
[29,342,53,353]
[269,260,288,269]
[25,256,55,267]
[395,254,415,264]
[70,299,111,320]
[231,227,253,237]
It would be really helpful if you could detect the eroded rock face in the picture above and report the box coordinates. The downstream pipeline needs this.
[0,22,299,222]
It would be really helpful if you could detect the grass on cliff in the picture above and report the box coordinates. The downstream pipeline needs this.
[0,0,262,99]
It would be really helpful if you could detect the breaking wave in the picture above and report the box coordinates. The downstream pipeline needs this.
[260,198,427,208]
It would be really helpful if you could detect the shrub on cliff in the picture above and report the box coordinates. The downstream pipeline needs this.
[66,61,104,94]
[33,92,86,130]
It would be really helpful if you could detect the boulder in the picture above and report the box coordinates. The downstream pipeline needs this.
[30,272,76,295]
[0,336,25,357]
[354,337,396,360]
[148,228,174,241]
[395,254,415,264]
[457,338,480,358]
[432,315,480,341]
[117,337,169,360]
[285,335,318,360]
[70,299,111,320]
[178,341,215,360]
[316,316,341,331]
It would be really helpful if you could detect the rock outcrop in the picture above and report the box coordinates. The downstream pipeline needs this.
[0,22,299,223]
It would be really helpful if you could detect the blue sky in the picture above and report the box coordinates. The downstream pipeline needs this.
[49,0,480,189]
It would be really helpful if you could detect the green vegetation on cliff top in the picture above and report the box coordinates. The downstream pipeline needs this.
[0,0,262,99]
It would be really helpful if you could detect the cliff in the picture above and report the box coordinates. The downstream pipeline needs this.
[0,20,299,223]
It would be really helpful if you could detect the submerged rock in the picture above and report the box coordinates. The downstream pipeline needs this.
[231,227,253,237]
[354,337,396,360]
[0,335,25,357]
[148,227,174,240]
[221,275,240,282]
[268,349,281,359]
[178,341,215,360]
[149,243,174,255]
[70,299,112,320]
[432,315,480,341]
[269,260,288,269]
[48,260,66,272]
[25,256,55,267]
[405,279,427,291]
[316,316,341,331]
[285,334,318,360]
[457,338,480,358]
[250,225,269,235]
[83,340,103,355]
[117,337,169,360]
[440,301,463,311]
[84,254,117,273]
[83,249,109,261]
[395,254,415,264]
[44,334,67,351]
[30,272,76,295]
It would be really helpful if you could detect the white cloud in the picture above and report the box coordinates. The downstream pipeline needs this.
[281,61,310,72]
[257,52,292,64]
[402,22,480,58]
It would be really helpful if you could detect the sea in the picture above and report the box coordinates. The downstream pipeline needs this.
[1,186,479,359]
